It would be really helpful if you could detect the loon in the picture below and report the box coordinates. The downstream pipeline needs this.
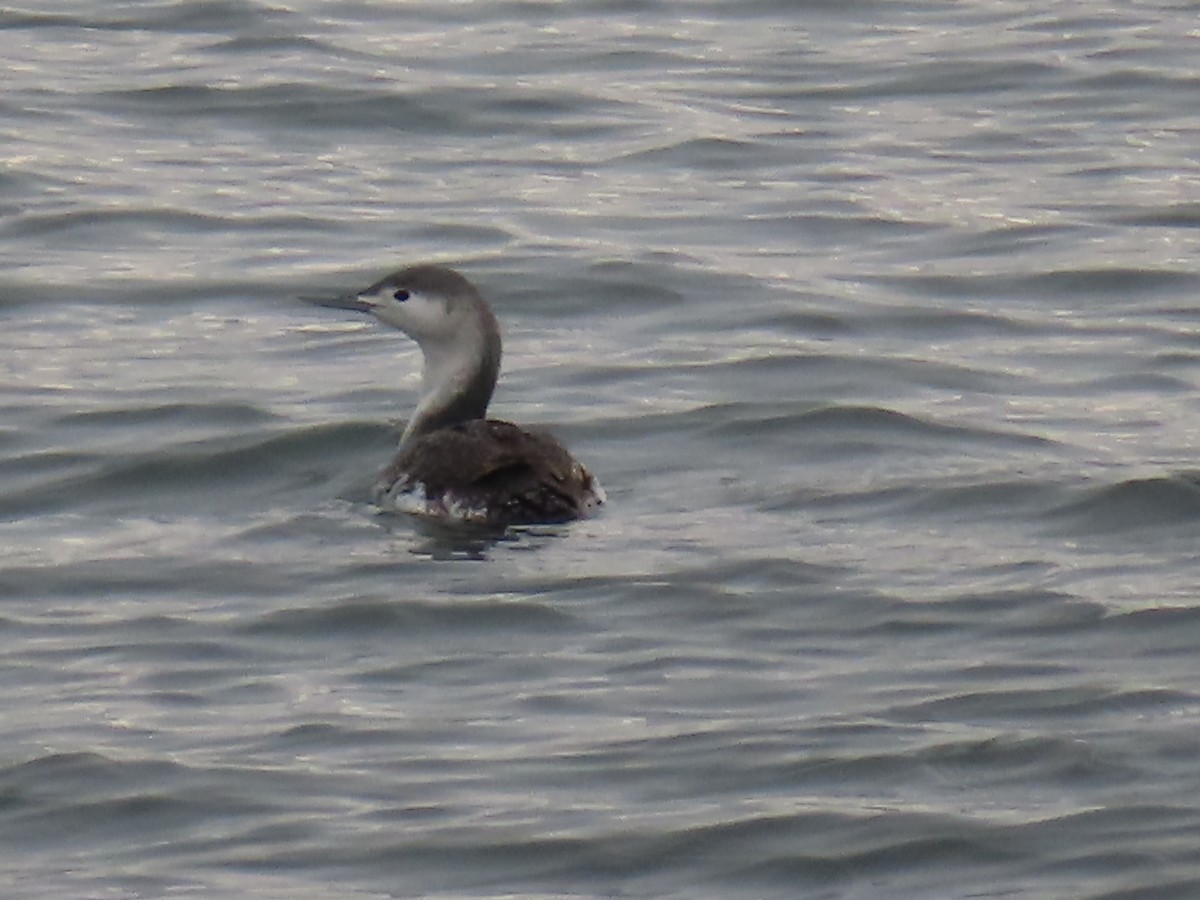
[311,264,604,526]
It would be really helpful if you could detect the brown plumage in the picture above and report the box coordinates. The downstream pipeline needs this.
[375,419,603,525]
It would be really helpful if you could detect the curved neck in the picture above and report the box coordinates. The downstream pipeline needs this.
[400,324,501,447]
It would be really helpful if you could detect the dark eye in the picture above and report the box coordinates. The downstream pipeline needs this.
[393,289,410,302]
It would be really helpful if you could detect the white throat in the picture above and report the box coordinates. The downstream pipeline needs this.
[399,314,500,447]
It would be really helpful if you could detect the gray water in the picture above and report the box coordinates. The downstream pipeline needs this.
[3,2,1200,898]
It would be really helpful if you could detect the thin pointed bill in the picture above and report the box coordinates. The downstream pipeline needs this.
[301,291,375,313]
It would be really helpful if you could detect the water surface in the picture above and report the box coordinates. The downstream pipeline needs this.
[3,2,1200,898]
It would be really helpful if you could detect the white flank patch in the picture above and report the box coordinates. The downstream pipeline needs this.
[375,479,491,524]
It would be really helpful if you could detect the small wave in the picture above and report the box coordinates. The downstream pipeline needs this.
[1045,472,1200,534]
[874,267,1199,303]
[53,401,276,430]
[240,596,577,639]
[1114,203,1200,229]
[0,208,327,241]
[95,83,628,139]
[0,1,288,33]
[0,421,392,519]
[614,137,788,172]
[891,683,1198,725]
[885,478,1065,521]
[711,404,1052,453]
[1085,372,1194,394]
[853,306,1042,339]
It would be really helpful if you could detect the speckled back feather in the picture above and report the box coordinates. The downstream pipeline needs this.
[373,419,603,525]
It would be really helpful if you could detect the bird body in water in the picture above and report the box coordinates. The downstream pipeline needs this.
[312,264,604,526]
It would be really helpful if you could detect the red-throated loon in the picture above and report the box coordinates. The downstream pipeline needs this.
[311,264,604,526]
